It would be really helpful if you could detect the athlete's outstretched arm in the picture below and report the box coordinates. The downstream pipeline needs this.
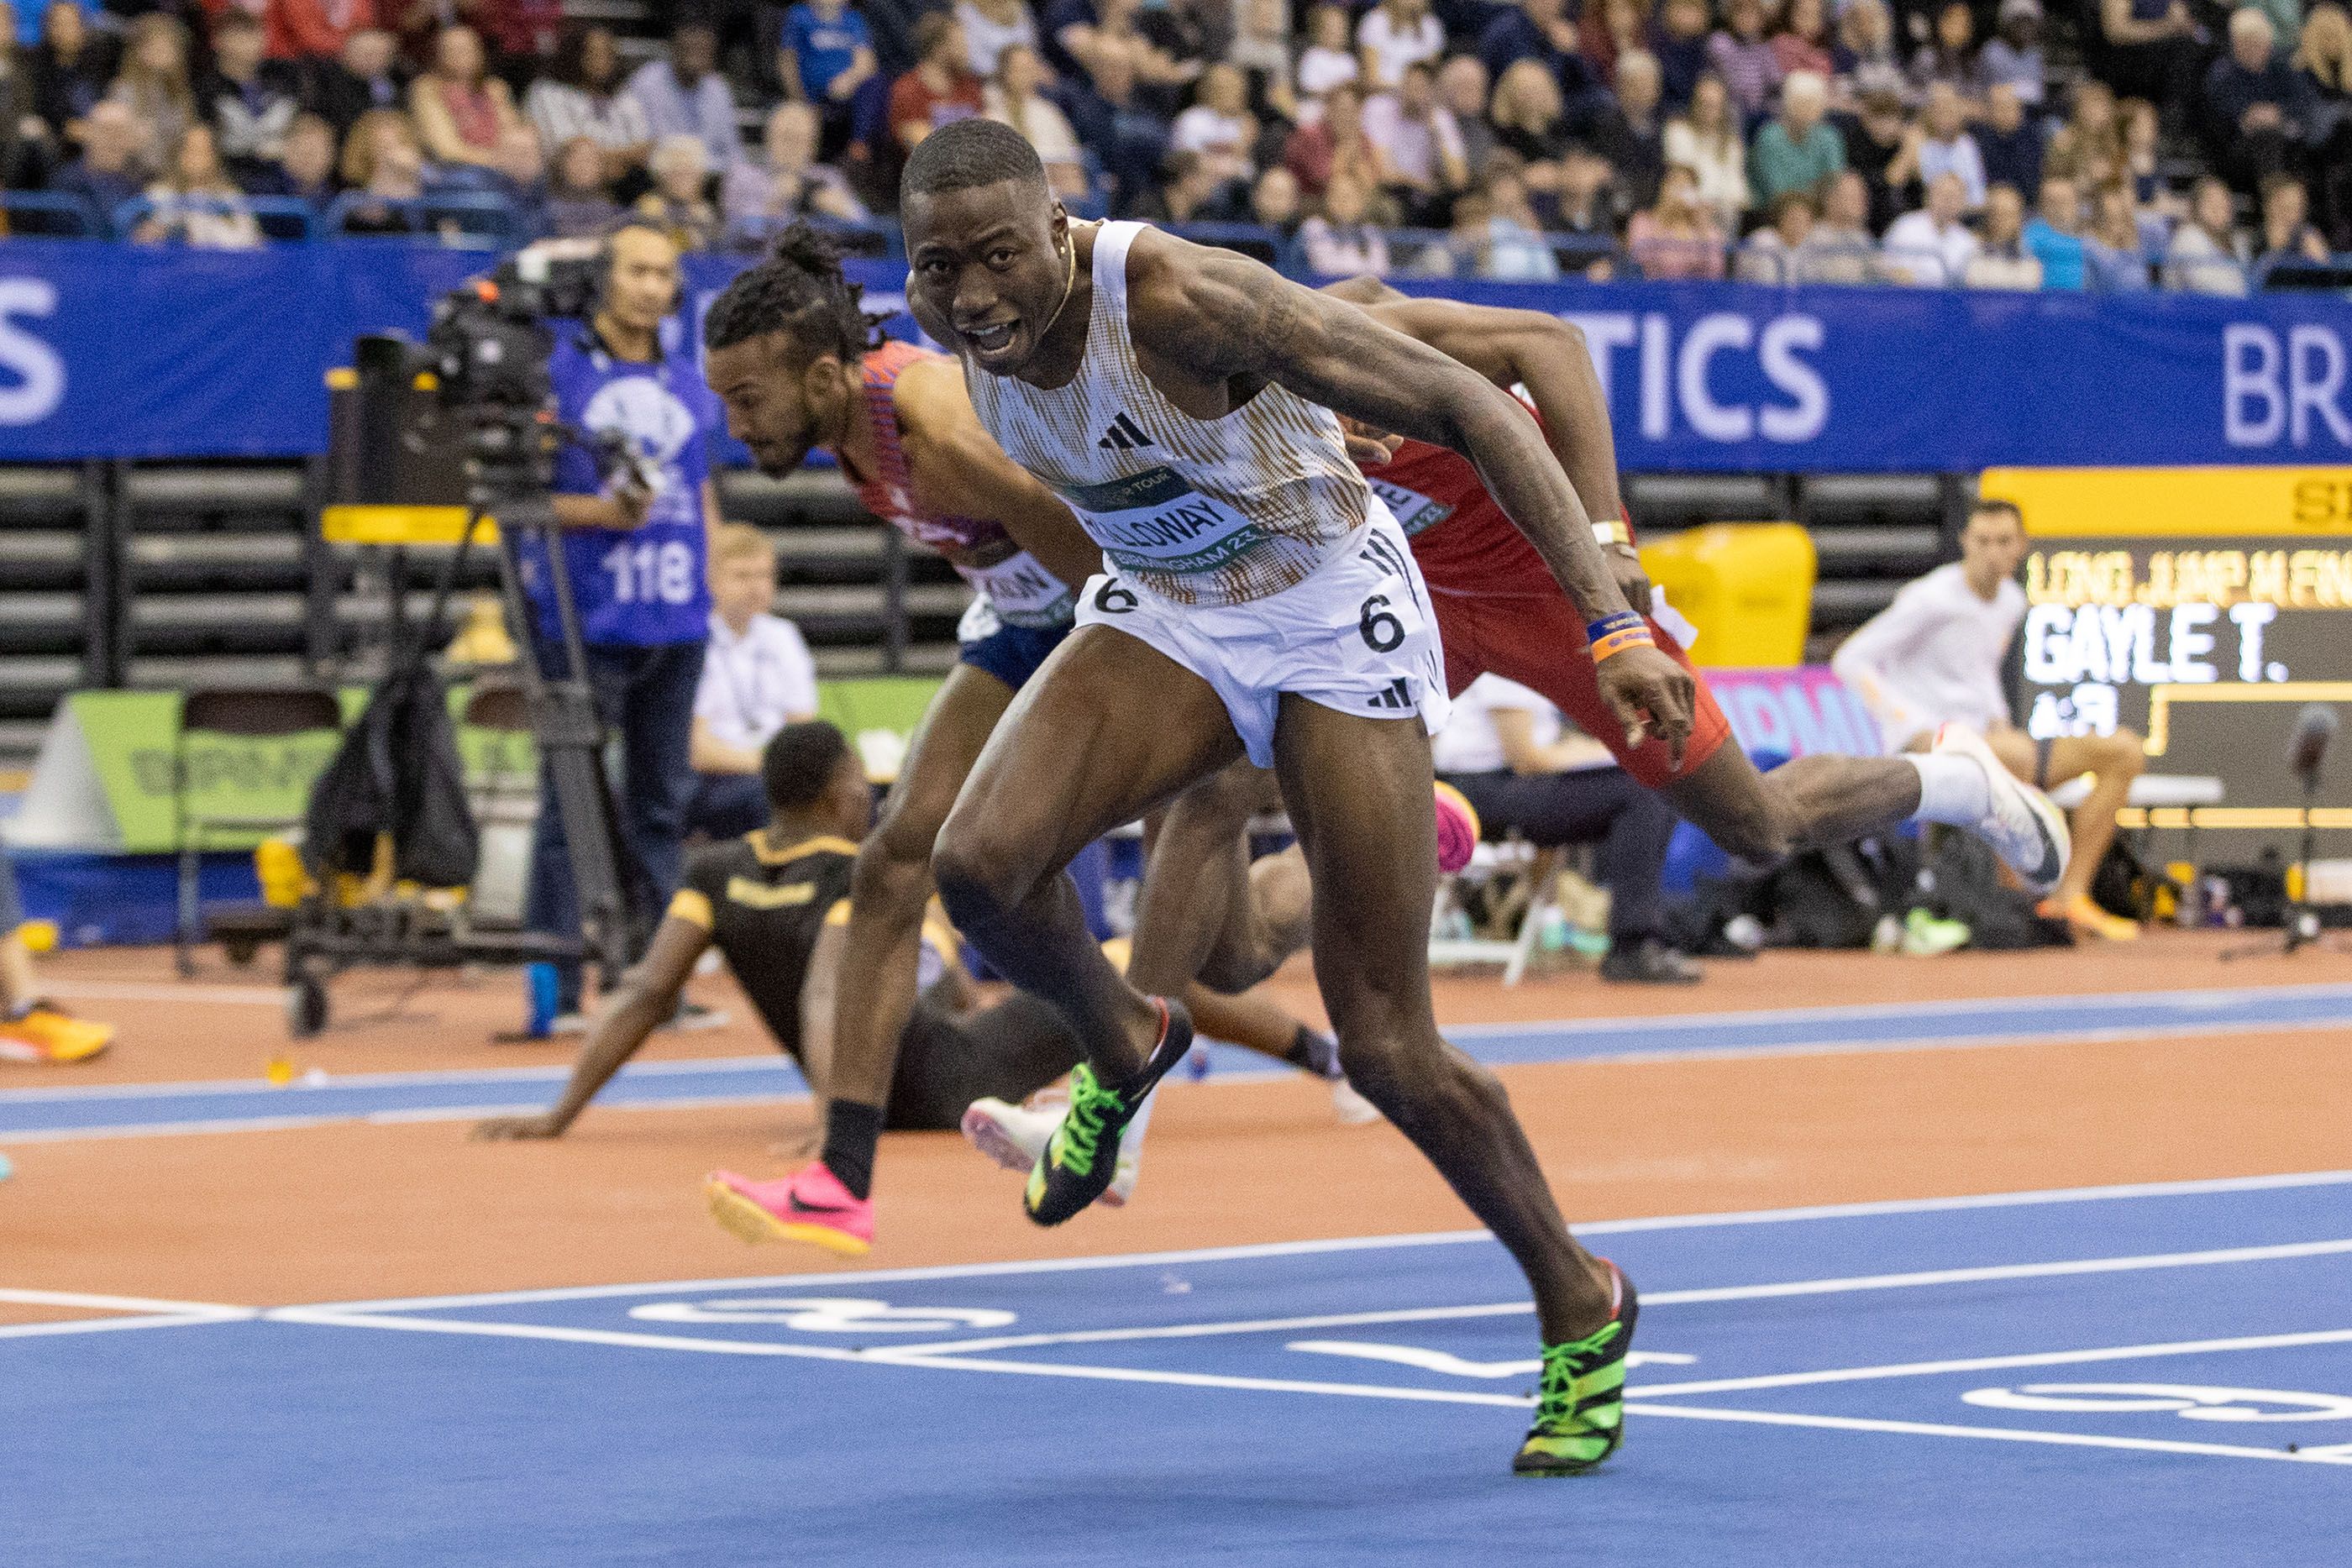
[1134,236,1693,755]
[1361,299,1627,536]
[472,915,710,1139]
[891,355,1105,593]
[1320,277,1627,534]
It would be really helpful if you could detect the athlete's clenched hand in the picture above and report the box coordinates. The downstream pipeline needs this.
[1595,643,1696,767]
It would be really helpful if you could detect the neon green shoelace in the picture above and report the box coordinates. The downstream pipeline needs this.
[1534,1319,1623,1428]
[1049,1064,1122,1179]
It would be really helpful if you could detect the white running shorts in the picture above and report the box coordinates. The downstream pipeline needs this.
[1074,500,1451,768]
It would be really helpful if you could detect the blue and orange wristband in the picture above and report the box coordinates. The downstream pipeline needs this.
[1586,609,1655,663]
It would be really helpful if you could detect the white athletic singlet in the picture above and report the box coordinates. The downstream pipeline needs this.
[962,221,1370,608]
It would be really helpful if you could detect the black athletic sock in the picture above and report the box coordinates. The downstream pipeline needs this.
[1284,1025,1343,1080]
[820,1099,885,1201]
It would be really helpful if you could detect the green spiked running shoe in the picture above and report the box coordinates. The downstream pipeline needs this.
[1515,1261,1639,1476]
[1024,997,1193,1227]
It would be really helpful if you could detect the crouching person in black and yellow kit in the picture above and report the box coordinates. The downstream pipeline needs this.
[473,721,1086,1251]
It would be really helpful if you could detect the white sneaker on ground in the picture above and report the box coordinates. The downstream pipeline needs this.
[1330,1078,1382,1125]
[962,1096,1140,1206]
[1933,723,2070,896]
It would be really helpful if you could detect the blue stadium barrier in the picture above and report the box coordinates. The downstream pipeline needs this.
[111,194,328,244]
[2,190,104,239]
[320,191,530,249]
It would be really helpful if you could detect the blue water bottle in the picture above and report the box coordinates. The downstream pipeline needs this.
[524,962,560,1040]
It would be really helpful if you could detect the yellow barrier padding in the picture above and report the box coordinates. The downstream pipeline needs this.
[1982,466,2352,538]
[321,506,500,547]
[1639,522,1817,669]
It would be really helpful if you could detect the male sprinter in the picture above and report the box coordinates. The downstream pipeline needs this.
[1835,496,2140,939]
[969,282,2075,1204]
[696,228,1444,1244]
[908,119,1677,1476]
[475,722,1087,1246]
[691,228,1101,1235]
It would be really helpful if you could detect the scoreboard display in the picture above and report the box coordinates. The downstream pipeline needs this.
[1979,468,2352,839]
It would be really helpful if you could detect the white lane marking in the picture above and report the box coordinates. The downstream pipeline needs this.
[858,1349,1536,1407]
[1285,1342,1699,1378]
[877,1302,1533,1358]
[865,1238,2352,1357]
[0,1287,259,1341]
[1287,1341,1540,1378]
[260,1307,1529,1408]
[1621,1401,2352,1466]
[0,1311,257,1341]
[0,1287,255,1316]
[249,1305,2352,1443]
[20,979,2349,1109]
[627,1298,1017,1333]
[1960,1383,2352,1422]
[42,980,287,1006]
[1440,980,2352,1041]
[0,1095,808,1144]
[264,1306,868,1362]
[2,1114,392,1144]
[0,1054,792,1104]
[281,1167,2352,1315]
[1633,1328,2352,1399]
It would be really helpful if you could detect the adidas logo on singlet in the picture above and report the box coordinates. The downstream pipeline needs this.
[1097,412,1153,451]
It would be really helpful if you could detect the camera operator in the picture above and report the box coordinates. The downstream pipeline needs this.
[521,222,726,1029]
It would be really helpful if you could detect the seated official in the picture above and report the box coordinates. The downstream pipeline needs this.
[1832,497,2142,941]
[687,523,820,839]
[475,721,1086,1150]
[1436,674,1699,984]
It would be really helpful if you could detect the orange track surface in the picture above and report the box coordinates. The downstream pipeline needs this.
[5,933,2350,1311]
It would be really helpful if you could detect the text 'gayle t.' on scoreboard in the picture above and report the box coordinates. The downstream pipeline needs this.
[1977,467,2352,839]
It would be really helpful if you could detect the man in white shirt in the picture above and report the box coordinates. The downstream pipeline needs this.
[1833,498,2144,939]
[1434,674,1700,983]
[688,523,821,837]
[1882,171,1980,284]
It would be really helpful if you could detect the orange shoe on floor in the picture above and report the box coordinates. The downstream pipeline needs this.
[2040,895,2139,942]
[0,1003,115,1063]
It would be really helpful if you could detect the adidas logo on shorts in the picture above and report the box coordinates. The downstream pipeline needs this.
[1097,412,1153,451]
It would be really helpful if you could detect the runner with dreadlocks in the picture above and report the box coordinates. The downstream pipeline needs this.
[693,228,1374,1252]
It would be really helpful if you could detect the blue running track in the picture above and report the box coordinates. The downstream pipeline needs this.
[6,1171,2349,1565]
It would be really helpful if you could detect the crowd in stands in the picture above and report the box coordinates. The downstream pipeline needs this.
[3,0,2347,289]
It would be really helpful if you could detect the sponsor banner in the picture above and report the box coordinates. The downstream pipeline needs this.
[1,240,2349,471]
[1701,665,1886,760]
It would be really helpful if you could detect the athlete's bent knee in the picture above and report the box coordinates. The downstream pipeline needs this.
[849,806,937,917]
[1339,1028,1509,1131]
[931,805,1052,935]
